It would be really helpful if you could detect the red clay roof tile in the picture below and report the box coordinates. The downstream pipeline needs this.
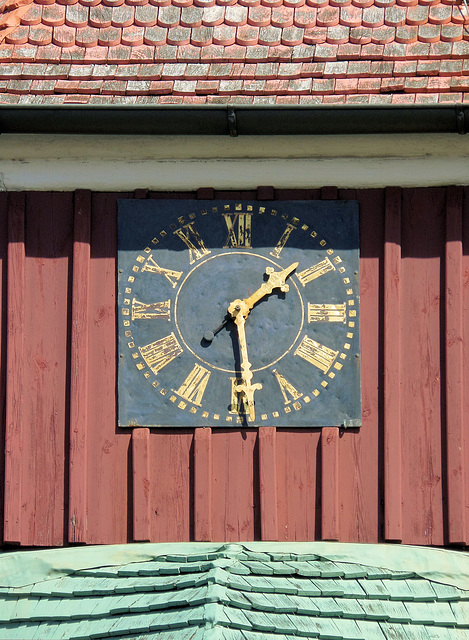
[0,0,467,103]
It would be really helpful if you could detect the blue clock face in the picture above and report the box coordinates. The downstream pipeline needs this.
[118,200,361,428]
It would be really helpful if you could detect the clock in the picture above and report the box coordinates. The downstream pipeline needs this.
[118,200,361,428]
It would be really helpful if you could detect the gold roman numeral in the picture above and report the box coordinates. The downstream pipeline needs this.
[174,223,211,264]
[174,363,211,407]
[141,255,183,289]
[269,222,297,259]
[223,213,252,248]
[307,302,346,323]
[229,376,248,415]
[297,257,335,286]
[294,335,338,374]
[132,298,171,321]
[273,369,303,405]
[139,333,183,375]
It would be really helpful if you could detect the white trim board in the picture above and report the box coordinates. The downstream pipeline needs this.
[0,133,467,190]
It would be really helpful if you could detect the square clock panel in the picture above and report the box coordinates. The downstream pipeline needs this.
[118,200,361,428]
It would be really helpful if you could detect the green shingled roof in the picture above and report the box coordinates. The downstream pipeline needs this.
[0,543,469,639]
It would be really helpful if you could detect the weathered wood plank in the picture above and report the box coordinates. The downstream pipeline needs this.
[21,193,72,546]
[400,188,445,546]
[445,186,466,545]
[194,427,212,541]
[0,192,7,543]
[212,430,258,541]
[69,190,91,544]
[384,186,403,542]
[335,189,382,544]
[86,193,131,544]
[3,192,25,545]
[321,427,339,541]
[276,429,321,541]
[132,428,151,541]
[259,427,278,541]
[150,431,192,542]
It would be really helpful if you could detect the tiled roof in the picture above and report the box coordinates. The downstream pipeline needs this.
[1,544,469,639]
[0,0,468,103]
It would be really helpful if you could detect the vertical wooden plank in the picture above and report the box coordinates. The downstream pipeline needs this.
[384,186,402,542]
[400,188,445,546]
[69,190,91,544]
[194,427,212,541]
[321,427,339,541]
[86,193,131,544]
[150,431,193,542]
[3,192,25,545]
[336,189,384,543]
[276,430,321,540]
[445,186,466,545]
[0,193,8,544]
[259,427,278,541]
[212,430,258,541]
[131,188,151,542]
[132,428,151,541]
[21,193,72,546]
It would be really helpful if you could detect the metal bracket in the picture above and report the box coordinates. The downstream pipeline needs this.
[342,419,362,429]
[227,108,238,137]
[456,107,466,135]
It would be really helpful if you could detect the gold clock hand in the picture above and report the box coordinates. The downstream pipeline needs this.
[227,261,298,320]
[232,306,262,422]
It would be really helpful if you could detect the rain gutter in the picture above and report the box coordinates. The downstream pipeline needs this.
[0,104,466,136]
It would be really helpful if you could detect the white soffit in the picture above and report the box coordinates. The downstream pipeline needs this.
[0,133,467,191]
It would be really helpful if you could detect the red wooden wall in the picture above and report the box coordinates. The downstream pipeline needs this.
[0,186,468,548]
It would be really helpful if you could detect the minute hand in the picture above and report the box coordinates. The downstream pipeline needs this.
[242,261,299,313]
[233,311,262,422]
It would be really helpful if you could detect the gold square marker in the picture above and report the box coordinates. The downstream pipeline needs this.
[202,411,209,418]
[128,276,135,282]
[170,395,177,403]
[136,255,145,263]
[321,381,328,388]
[273,411,279,418]
[178,401,187,409]
[144,247,151,253]
[284,406,291,413]
[313,389,320,397]
[132,266,139,272]
[123,321,130,327]
[125,287,131,294]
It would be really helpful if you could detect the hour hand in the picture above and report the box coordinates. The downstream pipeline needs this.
[228,262,298,320]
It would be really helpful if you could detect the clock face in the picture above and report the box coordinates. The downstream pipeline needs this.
[118,200,361,428]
